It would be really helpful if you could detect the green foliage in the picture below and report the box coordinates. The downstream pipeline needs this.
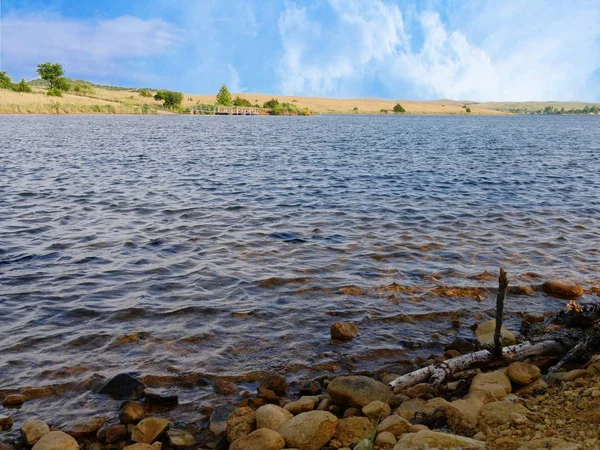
[0,72,13,89]
[14,79,32,93]
[466,107,471,113]
[139,89,153,98]
[47,88,63,97]
[71,81,94,95]
[380,109,389,114]
[263,98,279,109]
[54,77,70,92]
[508,104,599,115]
[353,106,359,113]
[216,84,232,106]
[393,103,406,113]
[37,62,65,90]
[154,90,183,109]
[271,102,310,116]
[233,96,252,107]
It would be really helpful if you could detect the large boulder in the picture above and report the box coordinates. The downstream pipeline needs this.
[31,431,79,450]
[446,391,489,435]
[226,407,256,443]
[131,417,169,444]
[256,404,293,431]
[470,370,512,399]
[230,428,285,450]
[278,411,337,450]
[21,420,50,445]
[333,417,372,447]
[327,376,394,408]
[98,373,146,399]
[393,430,487,449]
[478,400,528,433]
[542,280,583,299]
[507,362,541,385]
[330,322,359,340]
[475,320,516,347]
[376,415,411,437]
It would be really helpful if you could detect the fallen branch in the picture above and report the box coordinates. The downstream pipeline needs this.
[545,329,595,380]
[389,340,565,391]
[494,268,508,359]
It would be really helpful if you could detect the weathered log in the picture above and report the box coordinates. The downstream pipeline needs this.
[545,329,595,379]
[389,340,565,391]
[494,268,508,359]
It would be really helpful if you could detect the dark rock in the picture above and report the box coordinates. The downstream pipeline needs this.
[105,424,128,444]
[209,405,236,435]
[215,380,237,396]
[258,375,288,396]
[2,394,24,408]
[299,380,321,396]
[98,373,146,399]
[444,337,475,354]
[143,388,178,406]
[257,387,279,403]
[330,322,359,340]
[0,414,13,431]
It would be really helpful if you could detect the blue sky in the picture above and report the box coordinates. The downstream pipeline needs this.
[1,0,599,101]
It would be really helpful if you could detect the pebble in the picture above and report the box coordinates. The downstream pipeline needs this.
[2,394,24,407]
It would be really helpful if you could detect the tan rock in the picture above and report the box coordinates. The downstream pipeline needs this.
[214,379,237,395]
[507,362,541,385]
[516,378,548,397]
[2,394,24,407]
[542,280,583,299]
[256,404,293,431]
[331,322,359,340]
[105,424,128,444]
[66,416,106,438]
[362,400,391,421]
[226,407,256,443]
[475,319,516,347]
[119,402,145,424]
[230,428,285,450]
[562,369,588,382]
[342,407,361,418]
[278,411,337,450]
[327,376,394,408]
[375,431,397,447]
[376,414,411,437]
[123,444,162,450]
[284,397,316,415]
[258,375,288,396]
[478,400,528,432]
[131,417,169,444]
[31,431,79,450]
[403,383,435,399]
[518,438,581,450]
[393,430,486,449]
[333,417,372,447]
[167,429,195,447]
[446,391,488,436]
[470,370,512,399]
[396,397,450,422]
[21,420,50,445]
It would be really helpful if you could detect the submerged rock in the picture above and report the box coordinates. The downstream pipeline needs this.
[278,411,337,450]
[327,375,394,408]
[229,428,285,450]
[31,431,78,450]
[143,388,178,406]
[2,394,24,408]
[98,373,146,399]
[475,320,516,347]
[209,405,236,435]
[299,380,321,396]
[330,321,359,340]
[542,280,583,299]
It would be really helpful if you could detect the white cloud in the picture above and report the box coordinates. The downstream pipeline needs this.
[277,0,600,101]
[3,13,181,81]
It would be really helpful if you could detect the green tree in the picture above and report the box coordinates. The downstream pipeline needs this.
[14,79,32,93]
[216,84,232,106]
[263,98,279,109]
[139,89,153,98]
[37,63,65,90]
[154,90,183,109]
[0,72,14,89]
[233,96,252,107]
[466,107,471,113]
[353,106,358,114]
[393,103,406,113]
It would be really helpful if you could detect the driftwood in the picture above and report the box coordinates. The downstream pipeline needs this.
[493,268,508,359]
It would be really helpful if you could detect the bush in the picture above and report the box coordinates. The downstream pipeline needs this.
[263,98,279,109]
[54,77,70,92]
[393,103,405,113]
[154,90,183,109]
[466,107,471,113]
[233,96,252,107]
[139,89,153,98]
[216,84,232,106]
[0,72,13,89]
[380,109,389,114]
[47,88,63,97]
[14,79,32,93]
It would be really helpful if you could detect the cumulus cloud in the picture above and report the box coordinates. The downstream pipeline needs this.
[277,0,600,101]
[2,13,181,82]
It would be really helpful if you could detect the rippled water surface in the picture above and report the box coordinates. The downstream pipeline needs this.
[1,114,600,423]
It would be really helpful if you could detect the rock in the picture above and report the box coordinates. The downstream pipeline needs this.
[376,415,411,437]
[299,380,321,396]
[362,400,391,421]
[444,349,461,358]
[375,431,397,447]
[124,444,163,450]
[469,370,512,399]
[256,404,293,431]
[444,337,475,354]
[31,431,79,450]
[209,405,235,435]
[167,429,196,447]
[143,388,178,406]
[258,375,288,396]
[354,439,373,450]
[446,391,489,435]
[478,400,528,432]
[2,394,24,407]
[542,280,583,299]
[343,407,361,418]
[226,407,256,443]
[403,383,434,399]
[65,416,106,438]
[562,369,588,381]
[119,402,146,424]
[257,387,279,403]
[131,417,169,444]
[105,424,128,444]
[284,397,316,415]
[516,378,548,397]
[507,362,541,385]
[518,438,581,450]
[98,373,146,399]
[316,398,330,411]
[327,376,394,408]
[21,420,50,445]
[393,430,486,449]
[278,411,337,450]
[0,415,13,431]
[230,428,285,450]
[475,320,516,347]
[215,380,237,396]
[396,397,451,422]
[330,322,359,340]
[333,417,372,447]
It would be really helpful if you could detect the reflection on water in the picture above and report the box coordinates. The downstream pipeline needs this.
[1,114,599,422]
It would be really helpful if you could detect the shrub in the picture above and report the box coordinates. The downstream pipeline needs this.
[216,84,232,106]
[54,77,70,92]
[380,109,388,114]
[47,88,63,97]
[263,98,279,109]
[154,90,183,109]
[393,103,405,113]
[14,79,32,93]
[466,107,471,113]
[233,96,252,107]
[353,106,358,113]
[0,72,13,89]
[139,89,153,98]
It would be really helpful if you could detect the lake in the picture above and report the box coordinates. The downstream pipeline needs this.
[1,114,599,423]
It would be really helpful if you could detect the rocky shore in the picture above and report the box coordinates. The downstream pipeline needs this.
[1,283,599,450]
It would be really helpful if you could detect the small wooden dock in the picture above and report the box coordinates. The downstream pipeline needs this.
[188,105,260,115]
